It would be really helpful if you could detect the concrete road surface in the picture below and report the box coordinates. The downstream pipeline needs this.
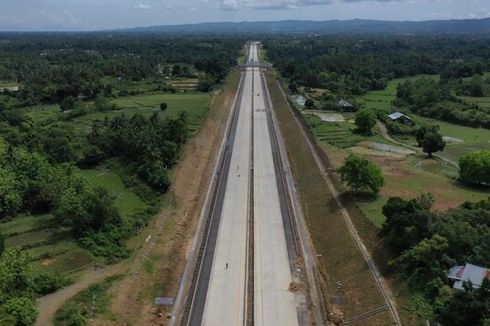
[200,47,254,326]
[251,46,298,326]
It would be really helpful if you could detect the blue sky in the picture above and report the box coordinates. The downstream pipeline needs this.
[0,0,488,31]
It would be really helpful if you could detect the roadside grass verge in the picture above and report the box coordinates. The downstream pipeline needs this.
[267,72,391,324]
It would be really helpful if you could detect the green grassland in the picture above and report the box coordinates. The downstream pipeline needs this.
[357,156,490,227]
[78,168,148,218]
[21,92,209,135]
[358,75,440,111]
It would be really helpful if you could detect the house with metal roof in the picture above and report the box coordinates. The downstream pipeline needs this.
[447,263,490,290]
[336,99,356,112]
[388,112,412,125]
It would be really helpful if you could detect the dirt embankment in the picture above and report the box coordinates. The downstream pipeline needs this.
[106,71,240,326]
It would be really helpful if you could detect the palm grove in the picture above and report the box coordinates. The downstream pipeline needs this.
[0,34,241,325]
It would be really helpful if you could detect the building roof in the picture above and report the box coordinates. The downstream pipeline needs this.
[388,112,411,121]
[447,263,490,290]
[337,99,353,107]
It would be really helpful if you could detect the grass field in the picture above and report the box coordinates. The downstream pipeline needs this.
[20,92,209,137]
[355,155,490,227]
[357,75,439,111]
[79,168,148,218]
[68,93,209,135]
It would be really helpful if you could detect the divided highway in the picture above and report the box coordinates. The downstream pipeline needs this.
[185,42,300,326]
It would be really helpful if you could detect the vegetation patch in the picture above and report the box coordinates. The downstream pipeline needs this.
[54,275,123,326]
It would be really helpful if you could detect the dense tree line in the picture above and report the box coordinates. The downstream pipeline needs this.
[0,34,242,107]
[395,78,490,128]
[381,195,490,324]
[265,36,490,96]
[87,111,189,192]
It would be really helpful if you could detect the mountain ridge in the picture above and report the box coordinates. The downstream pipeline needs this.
[109,18,490,34]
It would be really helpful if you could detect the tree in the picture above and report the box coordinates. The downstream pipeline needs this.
[172,64,182,77]
[337,154,384,194]
[55,187,121,237]
[0,168,22,219]
[197,74,214,92]
[60,96,76,112]
[3,297,38,326]
[160,102,168,111]
[438,278,490,326]
[304,98,314,109]
[355,109,376,135]
[392,235,449,294]
[459,150,490,186]
[416,124,440,147]
[288,82,298,93]
[422,132,445,157]
[0,233,4,255]
[381,195,432,253]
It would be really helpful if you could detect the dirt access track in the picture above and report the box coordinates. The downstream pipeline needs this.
[35,71,240,326]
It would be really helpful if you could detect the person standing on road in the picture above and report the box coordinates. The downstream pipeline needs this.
[225,262,229,270]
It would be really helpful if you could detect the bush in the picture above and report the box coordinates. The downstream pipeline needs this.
[31,271,72,295]
[4,297,38,326]
[459,150,490,186]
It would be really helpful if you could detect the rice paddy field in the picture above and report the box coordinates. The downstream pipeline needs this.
[0,214,95,274]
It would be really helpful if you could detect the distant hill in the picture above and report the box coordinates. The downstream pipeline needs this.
[113,18,490,35]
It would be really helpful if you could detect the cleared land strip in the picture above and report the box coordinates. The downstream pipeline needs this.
[267,72,400,325]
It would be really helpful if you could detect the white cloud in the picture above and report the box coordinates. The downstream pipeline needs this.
[221,0,428,10]
[134,3,152,10]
